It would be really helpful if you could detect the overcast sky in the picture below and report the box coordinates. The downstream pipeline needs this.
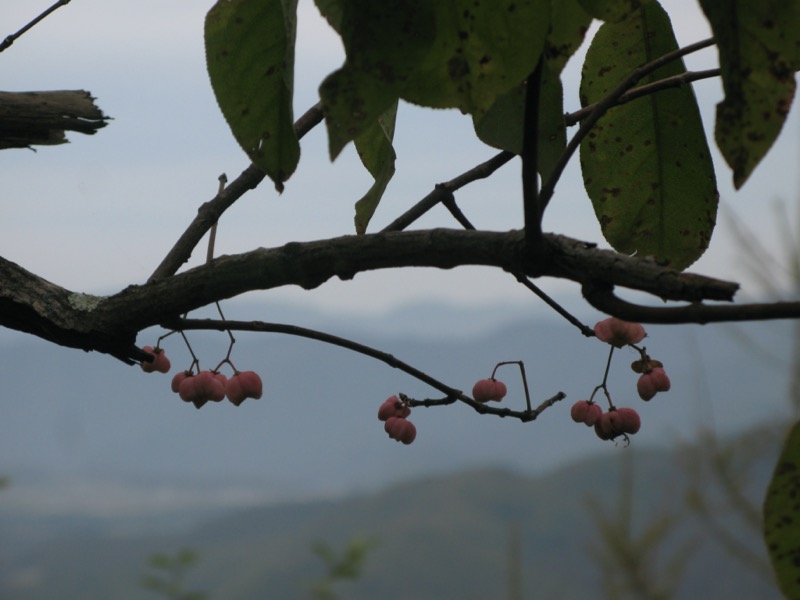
[1,0,798,320]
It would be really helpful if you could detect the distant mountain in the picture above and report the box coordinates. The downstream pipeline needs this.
[0,435,785,599]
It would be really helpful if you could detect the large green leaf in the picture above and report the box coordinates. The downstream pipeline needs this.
[578,0,649,23]
[764,421,800,599]
[472,62,566,182]
[699,0,800,189]
[354,102,398,234]
[205,0,300,191]
[579,1,718,270]
[545,0,594,74]
[318,0,549,159]
[401,0,550,113]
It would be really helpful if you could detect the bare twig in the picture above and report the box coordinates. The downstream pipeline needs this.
[171,317,565,421]
[0,0,72,53]
[148,103,324,282]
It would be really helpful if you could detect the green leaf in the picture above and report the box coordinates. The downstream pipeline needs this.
[400,0,550,114]
[354,102,398,234]
[318,0,550,158]
[578,0,650,22]
[546,0,594,74]
[205,0,300,191]
[764,421,800,600]
[472,62,566,181]
[579,1,718,270]
[699,0,800,189]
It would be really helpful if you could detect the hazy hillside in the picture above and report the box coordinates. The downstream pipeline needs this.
[0,438,785,599]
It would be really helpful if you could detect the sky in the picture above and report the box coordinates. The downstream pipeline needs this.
[1,0,799,321]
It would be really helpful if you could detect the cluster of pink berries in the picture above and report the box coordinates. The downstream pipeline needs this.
[171,369,262,408]
[571,400,641,440]
[140,346,263,409]
[571,317,672,442]
[378,395,416,444]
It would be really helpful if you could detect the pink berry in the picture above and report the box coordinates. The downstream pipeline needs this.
[571,400,603,427]
[584,402,603,426]
[384,417,417,445]
[171,370,191,393]
[140,346,171,373]
[616,407,641,434]
[226,371,263,406]
[472,379,507,403]
[196,370,225,402]
[378,395,410,421]
[594,318,646,347]
[637,367,670,401]
[178,376,208,409]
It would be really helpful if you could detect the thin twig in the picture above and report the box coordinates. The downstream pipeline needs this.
[513,272,595,336]
[381,152,514,232]
[0,0,72,53]
[171,317,565,422]
[148,103,324,282]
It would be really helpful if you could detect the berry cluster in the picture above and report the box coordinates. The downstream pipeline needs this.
[170,369,262,408]
[571,401,640,440]
[571,317,671,443]
[140,346,263,409]
[378,395,416,444]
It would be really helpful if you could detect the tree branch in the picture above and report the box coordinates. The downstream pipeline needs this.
[0,230,740,363]
[582,283,800,323]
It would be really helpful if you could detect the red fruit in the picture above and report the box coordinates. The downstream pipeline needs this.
[226,371,263,406]
[196,370,225,402]
[616,407,641,434]
[140,346,171,373]
[571,400,589,423]
[594,318,646,348]
[378,395,410,421]
[637,367,670,401]
[384,417,417,445]
[472,379,508,403]
[171,370,192,393]
[178,376,208,409]
[584,402,603,426]
[571,400,603,426]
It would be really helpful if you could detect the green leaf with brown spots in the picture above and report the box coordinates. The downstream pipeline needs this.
[764,421,800,600]
[205,0,300,191]
[353,102,397,234]
[578,0,650,23]
[579,1,718,270]
[318,0,550,159]
[545,0,594,74]
[699,0,800,189]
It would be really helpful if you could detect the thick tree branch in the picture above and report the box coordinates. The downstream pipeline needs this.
[0,230,740,363]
